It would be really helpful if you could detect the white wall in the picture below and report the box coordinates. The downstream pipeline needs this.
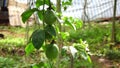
[15,0,28,4]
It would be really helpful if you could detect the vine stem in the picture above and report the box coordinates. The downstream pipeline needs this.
[48,0,52,9]
[56,0,62,68]
[43,0,47,45]
[48,59,53,68]
[43,0,45,28]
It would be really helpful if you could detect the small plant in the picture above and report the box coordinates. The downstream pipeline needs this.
[106,49,120,61]
[73,40,92,68]
[22,0,61,67]
[60,40,92,68]
[0,57,16,68]
[21,0,91,68]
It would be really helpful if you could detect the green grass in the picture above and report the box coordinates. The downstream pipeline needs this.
[0,57,16,68]
[0,23,120,67]
[69,23,111,43]
[68,23,120,55]
[0,37,25,46]
[0,25,45,68]
[0,25,38,47]
[0,56,37,68]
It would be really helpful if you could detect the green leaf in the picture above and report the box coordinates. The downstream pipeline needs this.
[64,17,76,30]
[87,54,92,63]
[36,0,49,8]
[69,0,72,2]
[62,0,72,6]
[73,41,92,63]
[45,25,56,39]
[61,32,69,40]
[36,0,44,8]
[55,25,60,34]
[21,8,38,23]
[31,29,45,50]
[32,62,48,68]
[25,42,34,55]
[37,10,43,21]
[45,31,52,40]
[75,19,83,29]
[80,52,92,63]
[32,62,44,68]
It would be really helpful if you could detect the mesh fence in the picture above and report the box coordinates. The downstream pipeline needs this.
[28,0,120,22]
[62,0,120,22]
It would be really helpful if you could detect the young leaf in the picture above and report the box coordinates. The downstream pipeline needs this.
[75,19,83,29]
[87,54,92,63]
[25,42,34,55]
[36,0,44,8]
[37,10,43,21]
[62,0,73,10]
[36,0,49,8]
[21,8,38,23]
[31,29,45,50]
[64,17,76,31]
[61,32,69,40]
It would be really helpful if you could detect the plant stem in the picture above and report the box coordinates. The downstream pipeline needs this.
[56,0,62,68]
[48,60,53,68]
[25,21,29,44]
[70,55,74,68]
[43,0,45,28]
[48,0,52,9]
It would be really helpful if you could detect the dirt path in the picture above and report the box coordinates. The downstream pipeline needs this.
[91,55,120,68]
[0,29,25,38]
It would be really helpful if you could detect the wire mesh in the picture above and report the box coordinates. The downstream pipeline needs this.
[62,0,120,22]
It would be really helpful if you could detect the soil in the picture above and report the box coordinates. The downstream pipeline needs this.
[0,29,26,56]
[91,55,120,68]
[0,29,25,38]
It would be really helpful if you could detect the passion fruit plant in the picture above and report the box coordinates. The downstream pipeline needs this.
[21,0,92,68]
[22,0,58,55]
